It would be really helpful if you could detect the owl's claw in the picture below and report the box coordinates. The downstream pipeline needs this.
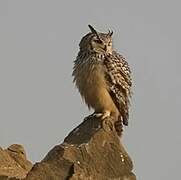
[84,111,112,122]
[100,111,111,119]
[90,111,111,120]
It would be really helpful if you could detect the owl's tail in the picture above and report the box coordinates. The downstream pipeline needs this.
[114,115,128,136]
[122,114,129,126]
[114,120,122,136]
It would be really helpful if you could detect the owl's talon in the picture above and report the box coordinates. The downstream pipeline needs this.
[85,111,111,120]
[84,113,100,121]
[87,112,103,119]
[90,111,111,120]
[100,111,111,120]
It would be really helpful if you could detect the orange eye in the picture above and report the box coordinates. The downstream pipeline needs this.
[108,42,112,46]
[94,39,103,44]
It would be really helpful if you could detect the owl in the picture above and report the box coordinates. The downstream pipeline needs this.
[72,25,132,133]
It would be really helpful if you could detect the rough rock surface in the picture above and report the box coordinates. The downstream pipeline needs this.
[0,144,32,180]
[0,117,136,179]
[26,116,136,180]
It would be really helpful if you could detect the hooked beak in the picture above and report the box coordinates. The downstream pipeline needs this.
[104,45,107,52]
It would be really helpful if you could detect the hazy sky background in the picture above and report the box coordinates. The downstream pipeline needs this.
[1,1,181,179]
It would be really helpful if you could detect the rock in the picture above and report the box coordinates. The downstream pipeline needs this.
[0,145,32,179]
[0,117,136,180]
[26,116,136,180]
[6,144,32,172]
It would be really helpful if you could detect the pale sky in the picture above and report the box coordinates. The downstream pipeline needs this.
[0,1,181,179]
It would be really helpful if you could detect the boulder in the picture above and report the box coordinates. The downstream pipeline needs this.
[26,117,136,180]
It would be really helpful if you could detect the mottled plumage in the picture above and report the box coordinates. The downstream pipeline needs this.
[73,25,132,132]
[104,51,132,125]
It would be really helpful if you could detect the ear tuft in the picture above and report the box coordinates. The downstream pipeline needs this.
[108,30,113,37]
[88,25,101,40]
[88,25,97,34]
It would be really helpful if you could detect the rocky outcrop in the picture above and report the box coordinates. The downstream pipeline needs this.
[0,144,32,179]
[0,116,136,179]
[26,116,136,180]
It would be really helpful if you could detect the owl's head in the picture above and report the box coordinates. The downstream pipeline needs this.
[79,25,113,54]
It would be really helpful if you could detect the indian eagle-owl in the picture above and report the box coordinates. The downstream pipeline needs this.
[72,25,132,135]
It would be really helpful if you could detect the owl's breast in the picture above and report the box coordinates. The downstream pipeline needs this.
[73,55,108,108]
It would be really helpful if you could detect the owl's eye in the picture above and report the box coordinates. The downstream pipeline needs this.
[108,42,112,46]
[94,39,103,44]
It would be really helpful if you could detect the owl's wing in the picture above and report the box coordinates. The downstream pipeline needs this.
[104,51,132,126]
